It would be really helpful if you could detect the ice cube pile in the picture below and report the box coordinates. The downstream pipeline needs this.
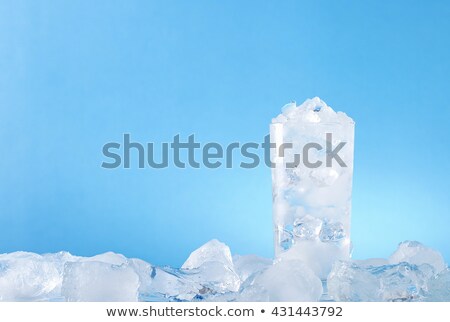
[0,239,448,302]
[271,97,355,279]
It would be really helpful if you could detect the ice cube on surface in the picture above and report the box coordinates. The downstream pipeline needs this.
[0,251,75,301]
[181,240,240,294]
[182,261,240,294]
[61,261,139,302]
[389,241,446,274]
[327,260,434,302]
[128,258,162,301]
[253,259,323,301]
[182,239,233,270]
[426,268,450,301]
[145,266,204,301]
[232,254,272,283]
[142,239,242,301]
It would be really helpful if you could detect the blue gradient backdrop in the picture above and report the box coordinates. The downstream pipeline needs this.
[0,1,449,266]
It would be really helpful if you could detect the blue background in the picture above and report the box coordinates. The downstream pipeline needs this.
[1,1,449,266]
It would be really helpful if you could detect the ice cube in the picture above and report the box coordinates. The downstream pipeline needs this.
[292,215,322,240]
[182,261,240,294]
[279,229,294,250]
[232,254,272,283]
[426,268,450,301]
[389,241,446,274]
[81,251,128,266]
[319,221,346,242]
[327,260,434,301]
[61,260,139,301]
[182,239,233,270]
[123,241,245,301]
[253,259,323,301]
[128,258,161,301]
[180,240,240,295]
[145,266,204,301]
[0,251,75,301]
[121,241,243,302]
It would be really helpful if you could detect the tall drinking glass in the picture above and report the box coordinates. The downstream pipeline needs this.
[270,98,355,279]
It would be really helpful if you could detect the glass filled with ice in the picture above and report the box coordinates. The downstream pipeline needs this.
[270,97,355,279]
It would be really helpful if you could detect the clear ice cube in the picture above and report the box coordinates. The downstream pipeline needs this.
[426,268,450,301]
[62,260,139,302]
[389,241,446,274]
[292,215,322,240]
[0,251,75,301]
[327,260,434,302]
[144,266,204,301]
[319,221,346,242]
[253,259,323,301]
[232,254,272,283]
[182,239,234,270]
[181,239,240,294]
